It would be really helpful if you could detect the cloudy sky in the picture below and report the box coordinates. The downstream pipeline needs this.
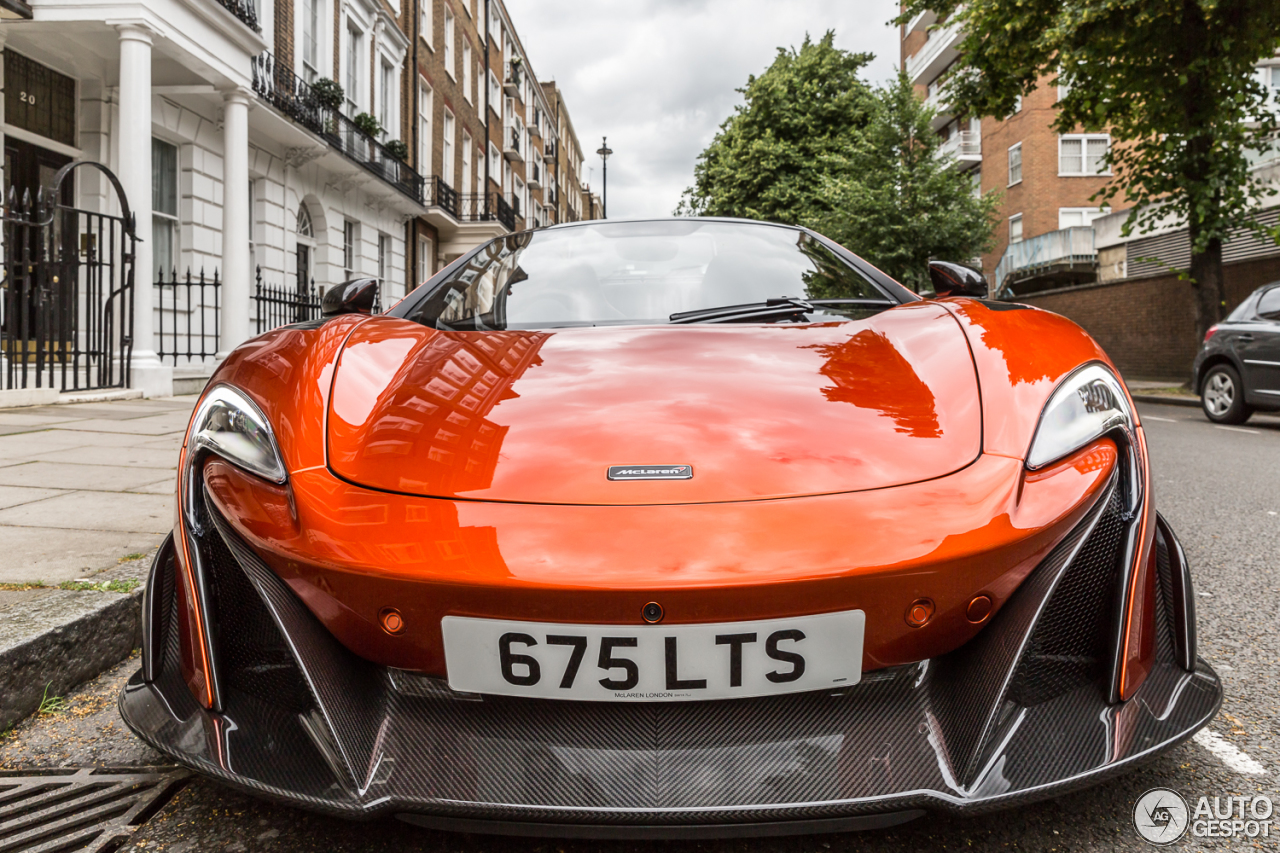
[504,0,902,219]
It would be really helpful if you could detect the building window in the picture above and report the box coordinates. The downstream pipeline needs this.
[1007,142,1022,186]
[418,81,432,175]
[1058,207,1109,229]
[489,141,501,183]
[1009,214,1023,245]
[444,6,455,78]
[344,219,357,279]
[489,72,500,114]
[1059,134,1111,176]
[462,130,472,192]
[463,42,472,103]
[301,0,321,82]
[419,235,434,279]
[442,110,455,186]
[420,0,432,47]
[1271,66,1280,99]
[152,138,178,277]
[378,233,390,285]
[379,60,394,139]
[345,23,364,115]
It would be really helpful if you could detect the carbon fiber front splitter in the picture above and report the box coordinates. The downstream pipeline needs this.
[119,479,1222,838]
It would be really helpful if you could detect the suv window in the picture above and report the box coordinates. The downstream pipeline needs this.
[1257,287,1280,320]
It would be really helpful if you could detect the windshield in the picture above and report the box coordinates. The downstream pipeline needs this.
[402,220,894,330]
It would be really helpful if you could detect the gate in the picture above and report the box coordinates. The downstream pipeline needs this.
[1,161,136,392]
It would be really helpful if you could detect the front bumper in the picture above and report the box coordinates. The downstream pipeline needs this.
[120,476,1221,838]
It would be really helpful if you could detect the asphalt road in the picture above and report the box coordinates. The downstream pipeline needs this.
[2,402,1277,852]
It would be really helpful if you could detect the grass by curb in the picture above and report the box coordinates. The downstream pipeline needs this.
[0,579,141,594]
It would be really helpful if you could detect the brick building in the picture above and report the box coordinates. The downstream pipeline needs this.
[0,0,598,397]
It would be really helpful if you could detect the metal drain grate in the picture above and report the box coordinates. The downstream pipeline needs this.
[0,767,189,853]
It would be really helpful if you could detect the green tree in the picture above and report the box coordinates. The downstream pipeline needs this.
[675,32,875,224]
[810,71,1000,292]
[897,0,1280,338]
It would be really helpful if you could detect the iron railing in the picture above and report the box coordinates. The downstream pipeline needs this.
[250,52,424,204]
[459,193,517,231]
[993,227,1097,296]
[155,267,220,366]
[427,176,459,219]
[504,124,523,159]
[504,60,523,94]
[217,0,260,32]
[253,267,321,333]
[2,165,135,393]
[940,130,981,161]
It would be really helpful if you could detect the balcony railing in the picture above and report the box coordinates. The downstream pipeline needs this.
[218,0,260,31]
[993,227,1097,296]
[504,61,523,96]
[906,17,961,84]
[544,140,557,163]
[251,52,424,204]
[427,176,459,219]
[529,162,542,187]
[503,124,523,161]
[459,193,517,231]
[939,130,981,163]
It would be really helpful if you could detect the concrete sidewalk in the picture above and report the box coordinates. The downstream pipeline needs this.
[0,397,192,584]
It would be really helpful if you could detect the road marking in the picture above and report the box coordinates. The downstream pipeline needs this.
[1194,729,1269,775]
[1215,425,1260,435]
[1144,416,1178,422]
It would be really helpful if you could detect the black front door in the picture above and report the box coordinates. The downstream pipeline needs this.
[296,242,311,293]
[4,136,72,207]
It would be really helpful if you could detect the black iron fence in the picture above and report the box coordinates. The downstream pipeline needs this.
[217,0,259,31]
[427,177,460,219]
[458,193,517,231]
[250,52,423,204]
[155,268,220,366]
[253,267,321,333]
[2,164,136,392]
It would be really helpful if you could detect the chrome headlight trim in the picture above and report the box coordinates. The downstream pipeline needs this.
[1026,363,1134,471]
[186,384,287,485]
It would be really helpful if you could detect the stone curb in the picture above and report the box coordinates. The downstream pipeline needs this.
[1131,394,1200,409]
[0,587,143,730]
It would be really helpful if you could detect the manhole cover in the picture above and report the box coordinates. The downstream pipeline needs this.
[0,766,189,853]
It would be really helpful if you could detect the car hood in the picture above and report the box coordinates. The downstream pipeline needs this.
[326,303,981,505]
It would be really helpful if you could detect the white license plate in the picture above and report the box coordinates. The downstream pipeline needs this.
[441,610,864,702]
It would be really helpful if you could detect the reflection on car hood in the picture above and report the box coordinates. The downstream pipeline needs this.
[326,303,981,505]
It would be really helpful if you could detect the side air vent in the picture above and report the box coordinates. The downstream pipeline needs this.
[195,521,315,716]
[1006,487,1126,706]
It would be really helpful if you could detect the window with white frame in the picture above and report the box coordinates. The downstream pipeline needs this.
[418,81,432,175]
[1009,214,1023,245]
[344,219,358,279]
[463,42,472,103]
[1011,93,1022,115]
[1058,207,1109,229]
[378,233,390,285]
[489,141,501,184]
[419,235,434,279]
[300,0,321,82]
[420,0,432,47]
[489,71,501,115]
[1059,134,1111,176]
[152,138,178,277]
[442,110,455,186]
[444,6,455,78]
[1007,142,1022,186]
[489,4,499,39]
[477,143,484,191]
[462,130,472,192]
[379,60,395,138]
[344,22,364,115]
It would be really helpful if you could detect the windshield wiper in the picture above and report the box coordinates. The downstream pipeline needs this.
[669,297,896,324]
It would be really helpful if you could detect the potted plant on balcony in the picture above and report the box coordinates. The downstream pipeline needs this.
[385,140,409,162]
[354,112,383,138]
[309,78,344,111]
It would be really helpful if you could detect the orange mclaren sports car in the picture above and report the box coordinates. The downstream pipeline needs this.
[121,219,1220,838]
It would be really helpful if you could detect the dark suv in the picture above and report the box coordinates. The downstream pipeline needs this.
[1193,282,1280,423]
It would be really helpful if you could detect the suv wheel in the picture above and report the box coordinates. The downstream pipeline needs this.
[1201,364,1254,424]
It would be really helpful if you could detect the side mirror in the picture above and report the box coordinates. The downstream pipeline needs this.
[928,260,988,298]
[322,278,380,316]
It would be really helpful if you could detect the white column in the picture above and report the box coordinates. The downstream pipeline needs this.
[218,89,252,356]
[116,23,172,396]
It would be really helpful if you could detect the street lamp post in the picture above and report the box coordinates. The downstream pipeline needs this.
[596,136,612,219]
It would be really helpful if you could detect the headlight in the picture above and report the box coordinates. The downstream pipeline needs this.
[187,385,287,483]
[1026,364,1132,470]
